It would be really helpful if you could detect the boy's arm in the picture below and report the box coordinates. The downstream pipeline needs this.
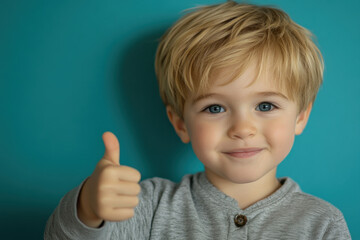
[44,178,156,240]
[44,180,114,240]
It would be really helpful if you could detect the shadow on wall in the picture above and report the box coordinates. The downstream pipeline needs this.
[115,28,188,181]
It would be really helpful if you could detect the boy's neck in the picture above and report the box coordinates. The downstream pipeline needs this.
[205,169,281,210]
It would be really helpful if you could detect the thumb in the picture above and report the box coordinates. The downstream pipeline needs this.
[102,131,120,165]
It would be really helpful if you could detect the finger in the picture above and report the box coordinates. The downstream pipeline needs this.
[112,196,139,209]
[116,182,141,195]
[102,131,120,165]
[100,165,141,183]
[102,208,135,222]
[102,181,141,196]
[100,195,139,209]
[118,166,141,182]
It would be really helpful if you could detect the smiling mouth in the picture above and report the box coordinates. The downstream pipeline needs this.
[224,148,263,158]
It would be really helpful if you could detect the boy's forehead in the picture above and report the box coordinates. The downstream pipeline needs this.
[206,64,286,94]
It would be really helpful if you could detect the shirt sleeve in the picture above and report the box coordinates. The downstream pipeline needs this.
[322,214,352,240]
[44,179,156,240]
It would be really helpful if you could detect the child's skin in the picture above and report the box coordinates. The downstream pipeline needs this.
[77,62,312,228]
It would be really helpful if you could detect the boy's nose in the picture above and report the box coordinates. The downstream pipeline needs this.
[227,114,257,139]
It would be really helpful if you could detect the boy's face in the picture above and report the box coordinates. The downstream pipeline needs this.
[167,64,311,186]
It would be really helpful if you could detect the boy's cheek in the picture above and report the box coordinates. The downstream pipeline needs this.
[264,120,295,159]
[189,122,214,143]
[188,121,220,152]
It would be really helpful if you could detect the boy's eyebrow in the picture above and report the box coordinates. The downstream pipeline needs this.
[192,91,288,103]
[192,93,220,103]
[256,91,289,100]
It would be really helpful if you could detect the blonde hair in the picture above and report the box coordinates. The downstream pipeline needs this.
[155,1,324,117]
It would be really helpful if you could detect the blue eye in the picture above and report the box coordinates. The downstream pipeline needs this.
[256,102,275,112]
[205,105,225,113]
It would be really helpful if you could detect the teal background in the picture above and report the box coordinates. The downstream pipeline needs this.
[1,0,359,239]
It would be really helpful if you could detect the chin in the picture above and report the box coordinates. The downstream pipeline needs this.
[228,175,263,184]
[223,169,273,185]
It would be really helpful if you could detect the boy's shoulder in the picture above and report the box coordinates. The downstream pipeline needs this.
[139,172,201,192]
[278,177,345,221]
[138,172,205,209]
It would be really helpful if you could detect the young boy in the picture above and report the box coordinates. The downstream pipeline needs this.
[45,1,351,239]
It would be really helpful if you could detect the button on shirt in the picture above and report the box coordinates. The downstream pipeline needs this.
[45,172,351,240]
[234,214,247,227]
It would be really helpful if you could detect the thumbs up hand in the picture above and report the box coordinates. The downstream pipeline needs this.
[77,132,141,228]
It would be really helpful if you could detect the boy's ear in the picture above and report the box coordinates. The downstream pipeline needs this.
[166,106,190,143]
[295,103,313,135]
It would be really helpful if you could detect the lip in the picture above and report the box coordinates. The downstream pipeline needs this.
[223,148,263,158]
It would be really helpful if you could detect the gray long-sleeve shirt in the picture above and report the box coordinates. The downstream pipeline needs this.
[44,172,351,239]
